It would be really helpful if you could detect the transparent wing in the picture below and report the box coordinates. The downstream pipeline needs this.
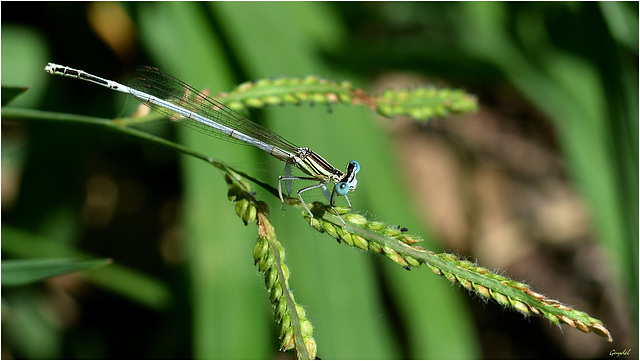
[128,66,300,152]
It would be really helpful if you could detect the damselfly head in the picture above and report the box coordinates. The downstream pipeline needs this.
[335,160,360,196]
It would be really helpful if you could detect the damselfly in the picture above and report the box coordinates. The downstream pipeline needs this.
[44,63,360,222]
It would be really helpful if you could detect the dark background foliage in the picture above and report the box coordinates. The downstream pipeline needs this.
[2,2,637,359]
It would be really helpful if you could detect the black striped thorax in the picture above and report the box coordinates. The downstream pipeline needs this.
[292,147,344,183]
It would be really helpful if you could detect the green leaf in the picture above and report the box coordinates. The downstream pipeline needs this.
[1,86,29,106]
[1,258,112,287]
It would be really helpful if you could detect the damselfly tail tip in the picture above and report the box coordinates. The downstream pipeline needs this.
[44,62,60,74]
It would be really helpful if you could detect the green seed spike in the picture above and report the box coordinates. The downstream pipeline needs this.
[223,155,613,350]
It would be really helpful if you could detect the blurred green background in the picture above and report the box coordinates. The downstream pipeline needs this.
[2,2,637,359]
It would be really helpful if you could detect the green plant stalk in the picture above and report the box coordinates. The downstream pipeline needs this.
[225,167,613,349]
[256,210,316,360]
[208,76,478,121]
[225,174,317,359]
[222,166,614,346]
[302,208,613,343]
